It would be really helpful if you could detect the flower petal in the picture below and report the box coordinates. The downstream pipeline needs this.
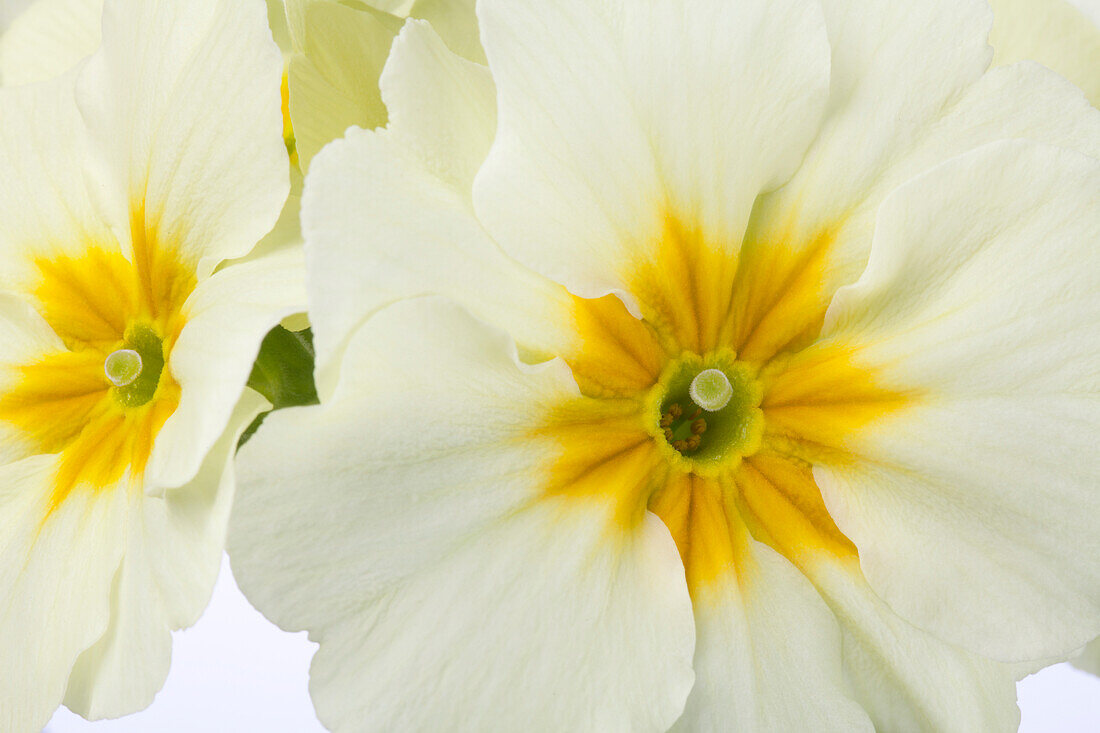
[149,248,306,491]
[816,140,1100,661]
[380,19,495,192]
[229,297,696,732]
[0,70,114,290]
[745,10,1100,357]
[0,0,34,31]
[76,0,288,275]
[0,0,102,86]
[0,457,127,732]
[758,0,993,244]
[302,21,573,397]
[472,0,830,301]
[807,557,1022,732]
[62,389,269,719]
[0,294,65,463]
[674,524,872,732]
[410,0,483,63]
[286,0,397,170]
[990,0,1100,106]
[1074,638,1100,677]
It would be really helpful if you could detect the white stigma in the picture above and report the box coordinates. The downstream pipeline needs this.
[104,349,143,387]
[689,368,733,412]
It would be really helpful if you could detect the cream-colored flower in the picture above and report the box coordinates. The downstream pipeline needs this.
[989,0,1100,106]
[0,0,33,34]
[0,0,304,729]
[230,1,1100,730]
[988,0,1100,683]
[0,0,103,85]
[280,0,480,170]
[1076,638,1100,676]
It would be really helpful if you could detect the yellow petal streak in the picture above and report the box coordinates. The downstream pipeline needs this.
[760,344,913,464]
[535,215,913,594]
[0,223,195,514]
[726,224,840,364]
[736,455,857,564]
[282,67,299,169]
[629,217,741,356]
[648,473,739,591]
[563,293,666,398]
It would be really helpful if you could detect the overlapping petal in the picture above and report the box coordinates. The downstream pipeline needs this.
[281,0,482,171]
[0,69,112,289]
[751,0,1100,316]
[472,0,831,304]
[285,0,397,170]
[302,20,571,397]
[990,0,1100,106]
[673,527,872,733]
[0,0,299,727]
[230,297,696,732]
[817,140,1100,662]
[149,248,305,491]
[0,457,127,732]
[0,0,102,86]
[235,0,1100,728]
[76,0,288,275]
[62,390,268,719]
[806,557,1023,732]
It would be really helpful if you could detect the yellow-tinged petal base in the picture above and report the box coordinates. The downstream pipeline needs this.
[0,225,195,515]
[533,215,913,594]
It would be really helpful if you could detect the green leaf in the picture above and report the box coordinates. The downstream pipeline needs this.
[239,325,320,448]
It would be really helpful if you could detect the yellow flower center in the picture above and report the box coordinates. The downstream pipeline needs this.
[0,214,195,515]
[645,352,763,473]
[537,216,913,595]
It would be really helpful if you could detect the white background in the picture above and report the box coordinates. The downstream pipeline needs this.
[43,555,1100,733]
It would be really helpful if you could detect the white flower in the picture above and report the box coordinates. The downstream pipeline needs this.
[0,0,104,86]
[989,0,1100,107]
[230,0,1100,730]
[988,0,1100,682]
[0,0,304,729]
[278,0,481,171]
[0,0,33,34]
[1076,638,1100,676]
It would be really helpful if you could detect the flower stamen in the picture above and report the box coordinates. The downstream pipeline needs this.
[661,401,709,454]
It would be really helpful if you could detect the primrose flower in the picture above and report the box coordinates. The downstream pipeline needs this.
[1077,640,1100,676]
[989,0,1100,681]
[1,0,307,266]
[989,0,1100,106]
[0,0,32,32]
[279,0,480,170]
[230,0,1100,730]
[0,0,303,729]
